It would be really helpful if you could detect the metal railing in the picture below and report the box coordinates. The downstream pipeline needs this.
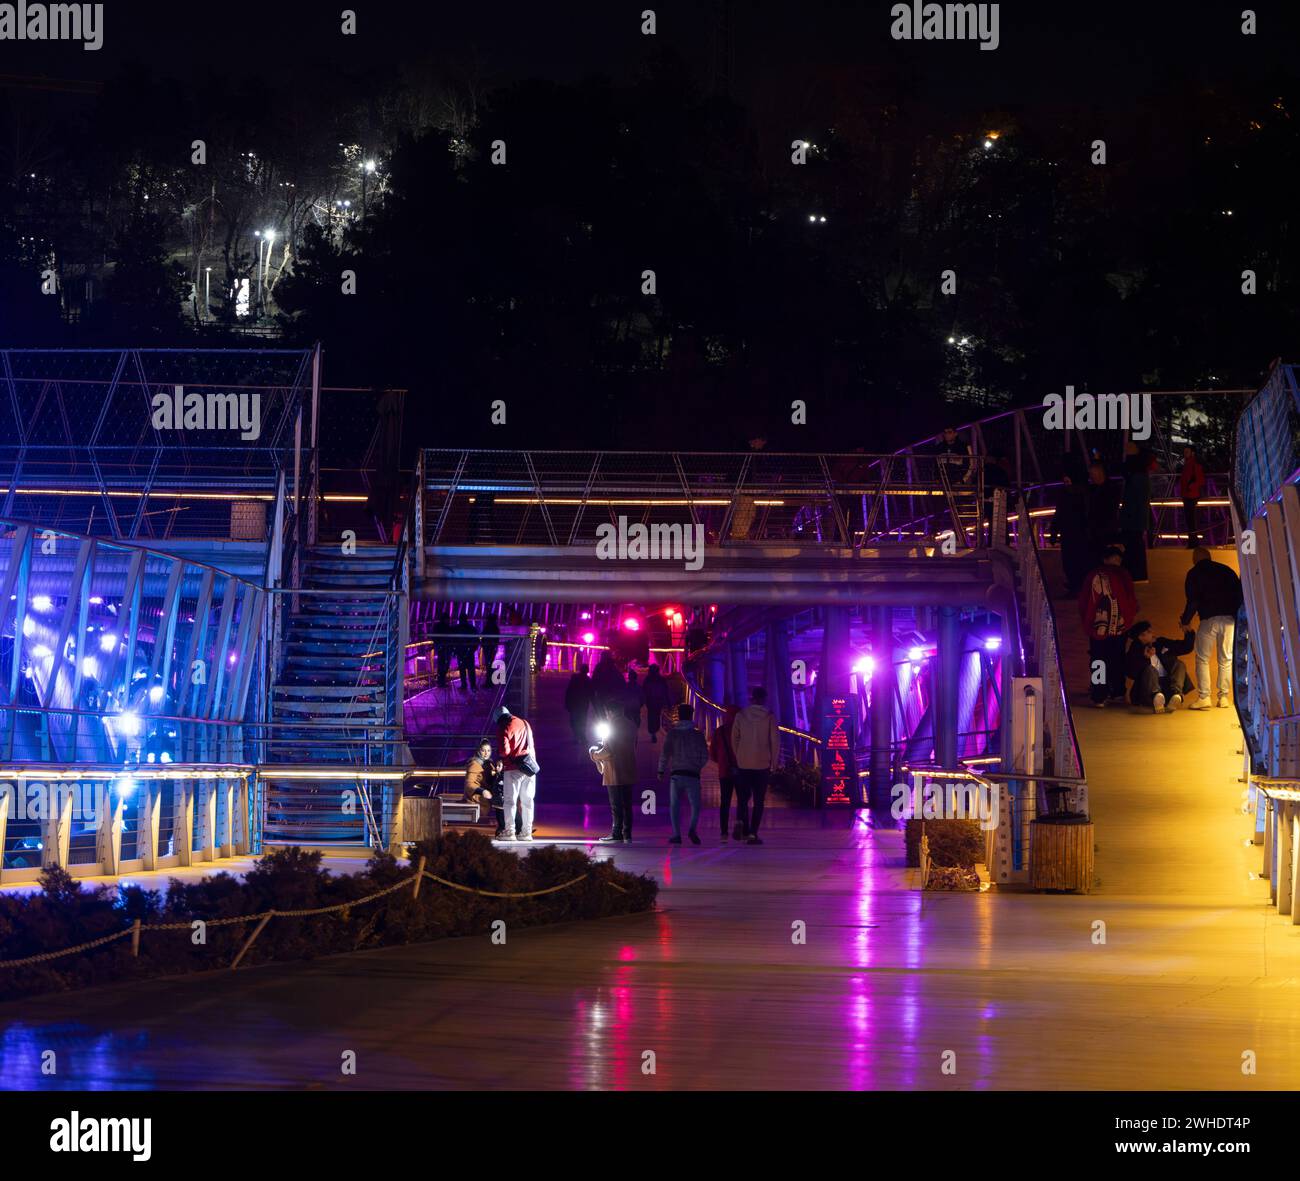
[1011,494,1087,812]
[0,347,319,540]
[418,448,987,551]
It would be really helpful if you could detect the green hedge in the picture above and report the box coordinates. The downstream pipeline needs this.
[0,833,657,1002]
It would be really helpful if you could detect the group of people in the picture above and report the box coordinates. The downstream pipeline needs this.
[462,705,540,840]
[461,682,786,847]
[564,654,687,744]
[1051,444,1208,596]
[587,686,782,845]
[432,611,500,692]
[1078,545,1242,713]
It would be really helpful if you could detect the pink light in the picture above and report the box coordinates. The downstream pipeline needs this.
[984,636,1002,651]
[622,617,641,632]
[582,632,596,645]
[853,655,875,678]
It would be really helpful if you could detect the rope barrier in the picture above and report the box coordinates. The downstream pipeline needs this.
[0,864,632,969]
[419,870,588,898]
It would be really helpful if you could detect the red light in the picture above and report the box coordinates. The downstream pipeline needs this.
[622,617,641,632]
[672,612,683,627]
[664,608,674,619]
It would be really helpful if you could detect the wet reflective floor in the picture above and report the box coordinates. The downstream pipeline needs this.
[3,805,1299,1091]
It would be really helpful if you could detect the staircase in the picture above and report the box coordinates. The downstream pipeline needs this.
[262,546,400,846]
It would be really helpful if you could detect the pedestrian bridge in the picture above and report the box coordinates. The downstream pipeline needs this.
[0,345,1266,899]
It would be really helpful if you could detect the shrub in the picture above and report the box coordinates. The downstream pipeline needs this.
[0,834,657,1002]
[904,818,985,868]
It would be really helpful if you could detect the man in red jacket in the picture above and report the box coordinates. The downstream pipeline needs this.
[1078,546,1139,707]
[1178,445,1207,548]
[494,705,538,841]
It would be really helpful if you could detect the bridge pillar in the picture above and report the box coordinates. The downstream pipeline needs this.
[767,622,795,727]
[728,640,748,704]
[934,606,961,768]
[706,651,729,707]
[868,605,894,817]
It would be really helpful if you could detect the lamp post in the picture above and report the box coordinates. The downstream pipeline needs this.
[254,231,264,315]
[204,267,211,318]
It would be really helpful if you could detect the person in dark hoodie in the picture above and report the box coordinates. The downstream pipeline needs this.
[590,651,625,711]
[623,667,643,728]
[1084,460,1121,564]
[658,703,711,845]
[641,663,673,743]
[1124,621,1195,713]
[563,660,595,743]
[1049,469,1090,596]
[1118,442,1153,583]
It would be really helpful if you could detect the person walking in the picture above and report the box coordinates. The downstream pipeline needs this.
[641,663,673,743]
[494,705,539,842]
[731,687,781,845]
[590,651,624,711]
[1049,470,1090,596]
[455,613,479,692]
[589,702,638,844]
[434,610,454,687]
[1124,621,1195,713]
[931,425,973,484]
[563,660,595,743]
[1078,546,1139,707]
[710,704,741,840]
[480,612,501,676]
[1180,547,1243,710]
[1179,445,1207,548]
[623,668,643,728]
[1118,442,1152,583]
[1084,461,1121,565]
[658,703,710,845]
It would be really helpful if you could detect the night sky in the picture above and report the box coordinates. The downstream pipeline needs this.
[7,2,1298,107]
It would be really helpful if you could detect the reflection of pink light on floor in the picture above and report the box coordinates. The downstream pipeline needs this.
[618,946,637,961]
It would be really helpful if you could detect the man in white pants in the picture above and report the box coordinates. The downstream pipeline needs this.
[494,705,538,840]
[1179,548,1243,709]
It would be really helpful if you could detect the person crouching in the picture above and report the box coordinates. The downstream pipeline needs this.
[1124,620,1195,713]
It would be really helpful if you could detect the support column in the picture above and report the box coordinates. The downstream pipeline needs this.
[934,606,961,769]
[768,621,795,728]
[729,640,748,706]
[706,651,728,706]
[868,605,894,817]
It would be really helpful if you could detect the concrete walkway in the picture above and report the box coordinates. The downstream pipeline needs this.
[3,546,1299,1090]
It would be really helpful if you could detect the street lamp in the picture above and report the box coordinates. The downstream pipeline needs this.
[254,230,264,313]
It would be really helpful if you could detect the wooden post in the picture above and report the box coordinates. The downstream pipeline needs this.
[231,910,276,970]
[131,919,141,957]
[412,854,427,899]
